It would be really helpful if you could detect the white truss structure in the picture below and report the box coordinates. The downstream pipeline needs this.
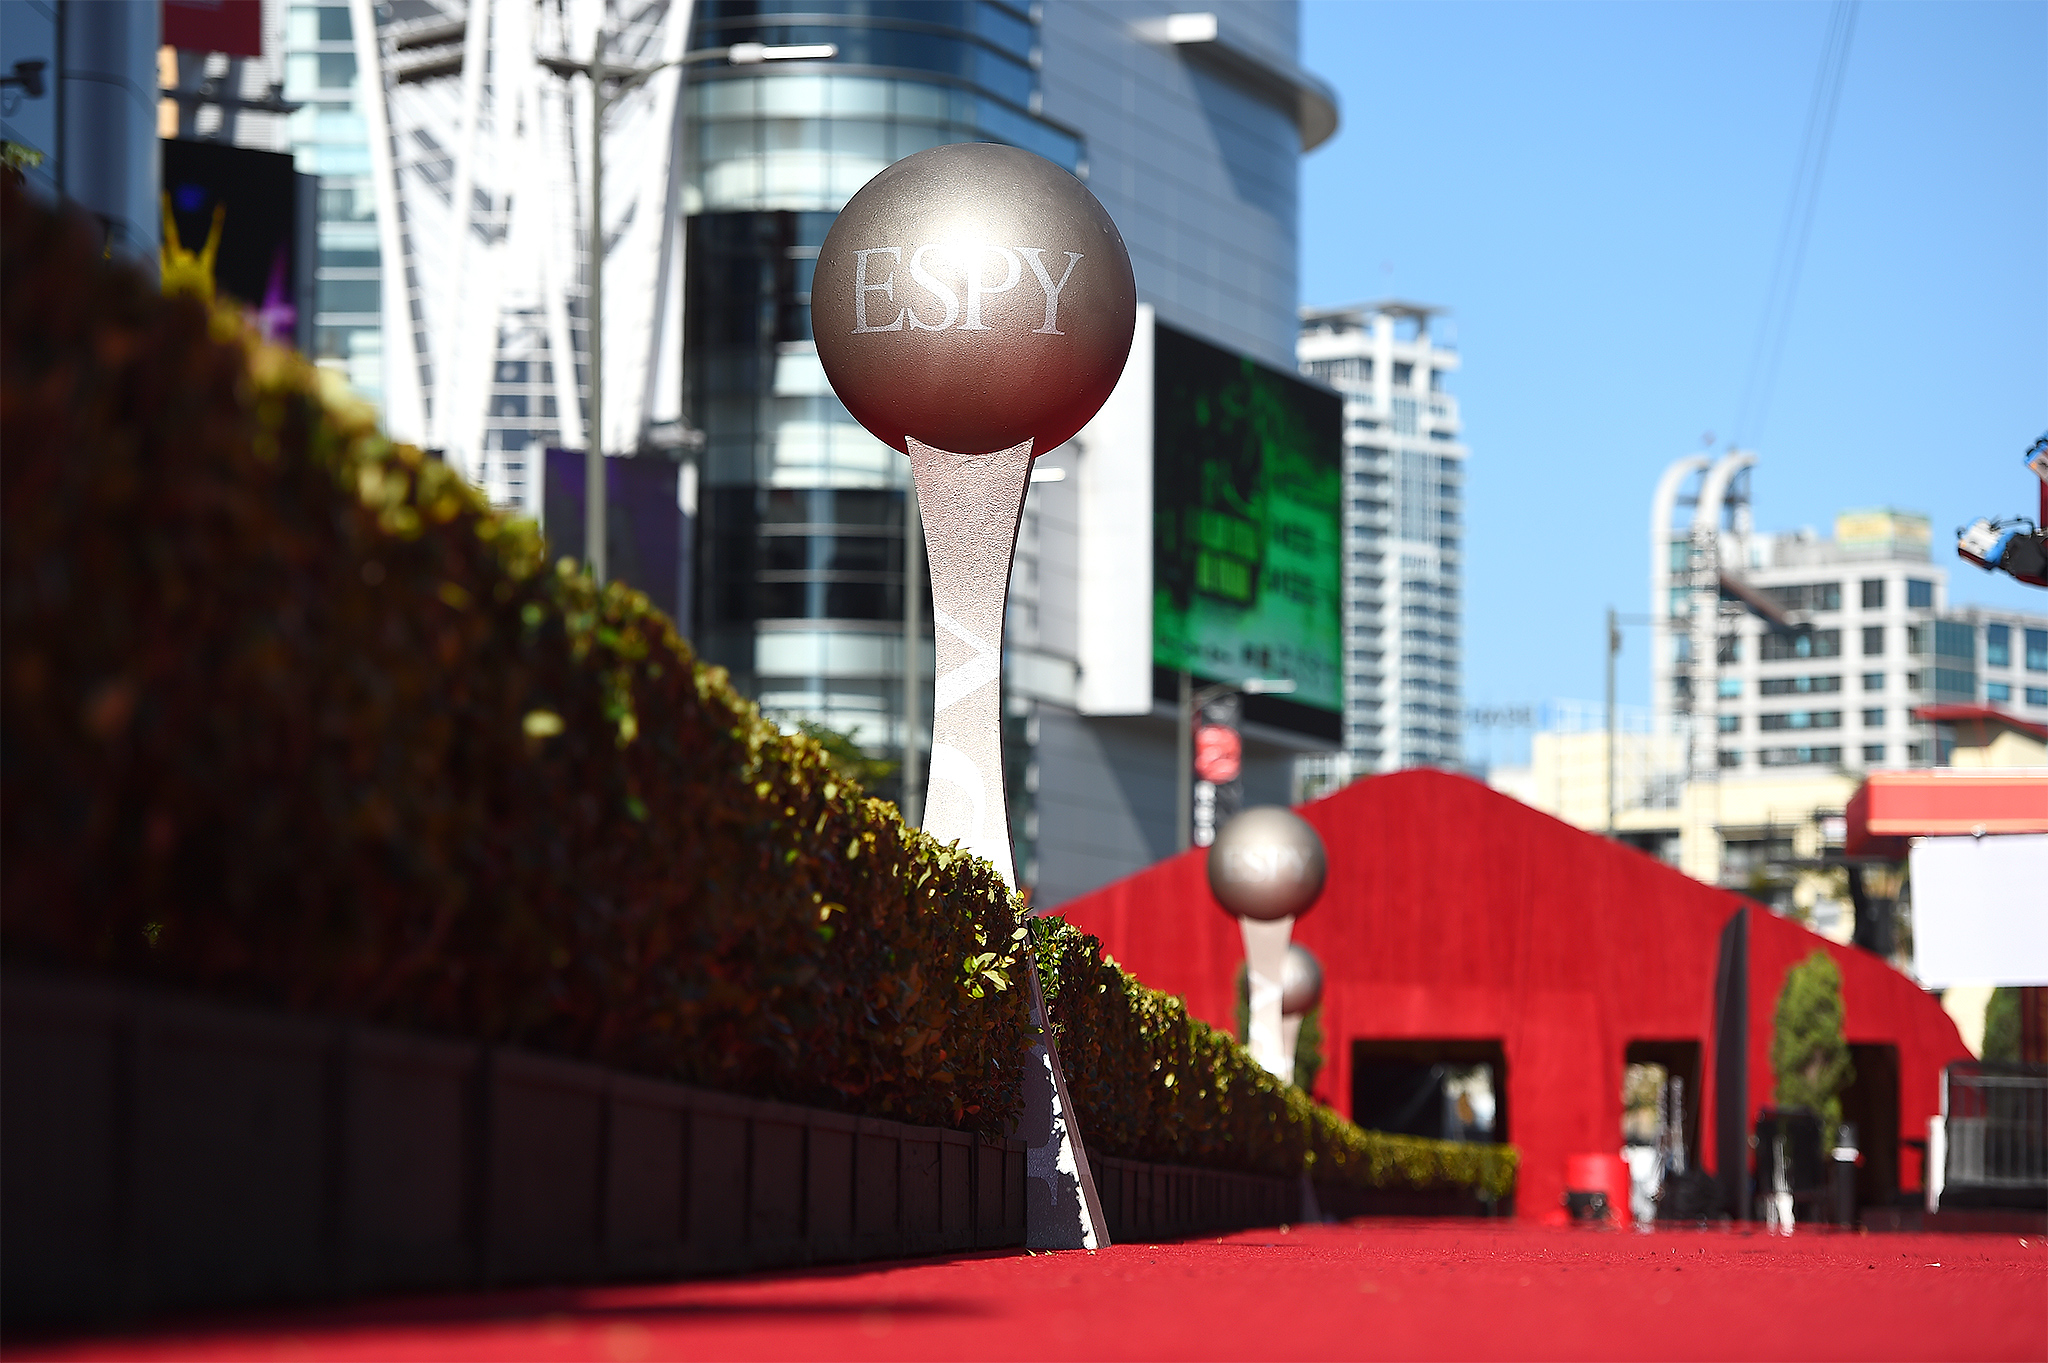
[351,0,690,514]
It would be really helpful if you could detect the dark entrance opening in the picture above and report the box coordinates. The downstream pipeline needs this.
[1841,1042,1901,1208]
[1350,1039,1507,1143]
[1624,1039,1704,1171]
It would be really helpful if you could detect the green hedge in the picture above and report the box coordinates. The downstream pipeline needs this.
[1035,918,1518,1201]
[0,171,1034,1136]
[1,173,1514,1203]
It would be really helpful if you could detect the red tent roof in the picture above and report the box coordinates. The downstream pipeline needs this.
[1052,769,1967,1219]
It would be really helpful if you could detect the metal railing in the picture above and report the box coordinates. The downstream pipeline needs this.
[1944,1063,2048,1190]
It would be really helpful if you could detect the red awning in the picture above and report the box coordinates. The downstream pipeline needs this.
[1844,768,2048,857]
[1911,703,2048,741]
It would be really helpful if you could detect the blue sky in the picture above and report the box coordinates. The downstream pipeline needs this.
[1298,1,2048,765]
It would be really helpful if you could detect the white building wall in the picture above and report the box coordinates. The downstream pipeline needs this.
[1298,306,1465,774]
[1036,1,1301,371]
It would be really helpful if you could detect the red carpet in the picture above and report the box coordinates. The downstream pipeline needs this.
[11,1221,2043,1362]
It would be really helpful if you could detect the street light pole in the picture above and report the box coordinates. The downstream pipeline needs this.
[1176,669,1192,853]
[1607,607,1619,837]
[1606,610,1654,838]
[544,37,835,586]
[585,26,606,584]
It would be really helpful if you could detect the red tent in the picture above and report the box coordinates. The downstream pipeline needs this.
[1051,769,1968,1220]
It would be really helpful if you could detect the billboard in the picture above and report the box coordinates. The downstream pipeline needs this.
[161,138,309,347]
[544,450,692,630]
[1152,323,1342,716]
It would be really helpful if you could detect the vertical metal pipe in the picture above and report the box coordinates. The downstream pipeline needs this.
[1176,669,1192,853]
[1607,607,1619,837]
[902,483,924,825]
[585,27,606,584]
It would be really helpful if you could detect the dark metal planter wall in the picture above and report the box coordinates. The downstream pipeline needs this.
[1,973,1027,1330]
[1090,1155,1301,1242]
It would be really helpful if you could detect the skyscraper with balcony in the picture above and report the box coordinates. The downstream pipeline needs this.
[1296,303,1466,774]
[689,2,1339,878]
[1650,467,2048,775]
[345,0,1334,899]
[684,1,1084,809]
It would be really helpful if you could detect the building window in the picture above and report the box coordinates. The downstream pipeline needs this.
[1906,741,1930,763]
[317,52,357,87]
[1717,676,1742,698]
[1935,620,1976,661]
[1907,579,1933,608]
[1763,582,1842,612]
[2027,628,2048,671]
[1718,714,1740,732]
[1718,750,1743,769]
[1861,579,1885,609]
[1905,625,1927,656]
[1393,361,1413,387]
[1717,635,1741,664]
[1759,745,1843,767]
[1759,629,1841,661]
[2028,687,2048,706]
[1760,675,1841,695]
[1862,625,1885,656]
[1760,711,1842,731]
[1987,682,2011,703]
[1862,672,1884,691]
[1862,744,1885,762]
[1933,668,1976,698]
[1905,671,1924,692]
[1987,624,2011,668]
[1862,708,1883,727]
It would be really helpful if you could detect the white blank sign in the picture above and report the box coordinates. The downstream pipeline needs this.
[1910,834,2048,988]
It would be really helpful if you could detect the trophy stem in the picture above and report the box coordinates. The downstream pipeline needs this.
[905,435,1109,1251]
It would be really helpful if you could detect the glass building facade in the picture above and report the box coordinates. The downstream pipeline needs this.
[282,2,384,406]
[684,1,1082,801]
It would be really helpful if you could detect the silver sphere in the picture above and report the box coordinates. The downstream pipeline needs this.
[813,142,1137,457]
[1206,806,1327,922]
[1280,944,1324,1017]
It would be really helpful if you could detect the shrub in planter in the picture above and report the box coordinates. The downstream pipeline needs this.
[0,170,1032,1135]
[1033,919,1517,1201]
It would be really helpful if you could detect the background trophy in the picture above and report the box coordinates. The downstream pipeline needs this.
[1208,807,1328,1080]
[814,141,1137,1250]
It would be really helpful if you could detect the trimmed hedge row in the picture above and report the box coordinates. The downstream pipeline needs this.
[0,172,1033,1136]
[1035,919,1518,1201]
[0,173,1515,1204]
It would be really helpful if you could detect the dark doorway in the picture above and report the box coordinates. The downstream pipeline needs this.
[1625,1040,1704,1172]
[1351,1040,1507,1143]
[1840,1043,1901,1207]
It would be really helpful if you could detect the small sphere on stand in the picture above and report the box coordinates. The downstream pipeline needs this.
[1280,944,1324,1017]
[1206,806,1327,922]
[813,142,1137,457]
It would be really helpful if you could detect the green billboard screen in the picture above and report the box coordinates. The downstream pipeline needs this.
[1152,323,1343,714]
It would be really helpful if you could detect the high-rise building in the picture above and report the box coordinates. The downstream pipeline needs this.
[687,1,1341,904]
[286,0,385,405]
[1296,303,1465,775]
[353,0,691,513]
[1494,459,2048,929]
[342,0,1338,901]
[4,0,162,270]
[1652,457,2048,776]
[684,1,1082,800]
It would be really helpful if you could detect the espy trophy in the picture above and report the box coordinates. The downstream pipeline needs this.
[814,142,1137,1251]
[1208,807,1327,1081]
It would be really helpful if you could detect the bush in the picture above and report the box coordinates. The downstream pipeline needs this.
[1770,950,1854,1131]
[0,173,1515,1199]
[0,171,1033,1136]
[1034,919,1517,1201]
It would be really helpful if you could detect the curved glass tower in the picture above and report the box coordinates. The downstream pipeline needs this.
[685,1,1082,805]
